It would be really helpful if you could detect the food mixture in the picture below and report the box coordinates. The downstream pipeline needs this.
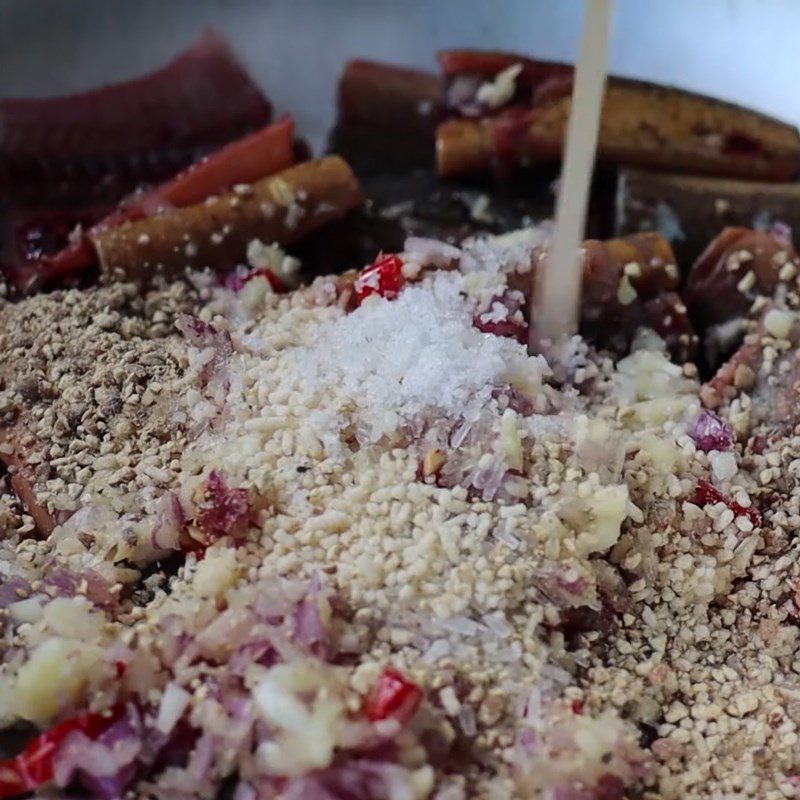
[1,224,800,800]
[3,30,800,800]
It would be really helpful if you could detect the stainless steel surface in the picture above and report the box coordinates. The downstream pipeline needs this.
[2,0,800,151]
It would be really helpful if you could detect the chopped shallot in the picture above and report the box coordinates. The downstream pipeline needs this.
[771,219,793,248]
[155,683,192,734]
[691,409,734,452]
[195,470,252,540]
[175,314,233,389]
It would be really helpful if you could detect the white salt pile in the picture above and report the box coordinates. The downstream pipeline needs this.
[291,271,548,443]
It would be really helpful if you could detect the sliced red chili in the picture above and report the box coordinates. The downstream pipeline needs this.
[473,315,528,344]
[223,267,286,294]
[0,765,26,800]
[354,254,405,305]
[243,268,287,293]
[0,707,122,798]
[363,667,423,724]
[694,479,761,528]
[473,290,529,344]
[179,535,208,560]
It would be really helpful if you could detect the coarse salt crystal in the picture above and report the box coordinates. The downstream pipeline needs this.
[710,451,738,482]
[291,271,547,442]
[482,612,512,638]
[481,301,511,324]
[491,525,522,550]
[422,638,451,663]
[439,615,482,637]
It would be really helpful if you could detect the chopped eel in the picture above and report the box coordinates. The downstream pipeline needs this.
[330,59,442,172]
[683,226,800,369]
[0,29,271,196]
[326,56,624,286]
[0,418,58,535]
[21,117,297,293]
[439,50,573,117]
[91,156,363,283]
[0,29,275,294]
[577,234,696,361]
[684,226,800,327]
[684,228,800,433]
[702,305,800,436]
[435,50,800,181]
[614,168,800,270]
[531,232,696,361]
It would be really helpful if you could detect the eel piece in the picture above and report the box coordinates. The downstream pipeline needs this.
[91,156,364,282]
[435,50,800,182]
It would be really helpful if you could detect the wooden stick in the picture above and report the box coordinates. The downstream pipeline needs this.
[532,0,615,345]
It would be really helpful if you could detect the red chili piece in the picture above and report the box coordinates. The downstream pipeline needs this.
[473,316,528,344]
[694,479,762,528]
[363,667,423,724]
[243,268,286,293]
[473,290,529,344]
[354,255,405,305]
[0,707,122,798]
